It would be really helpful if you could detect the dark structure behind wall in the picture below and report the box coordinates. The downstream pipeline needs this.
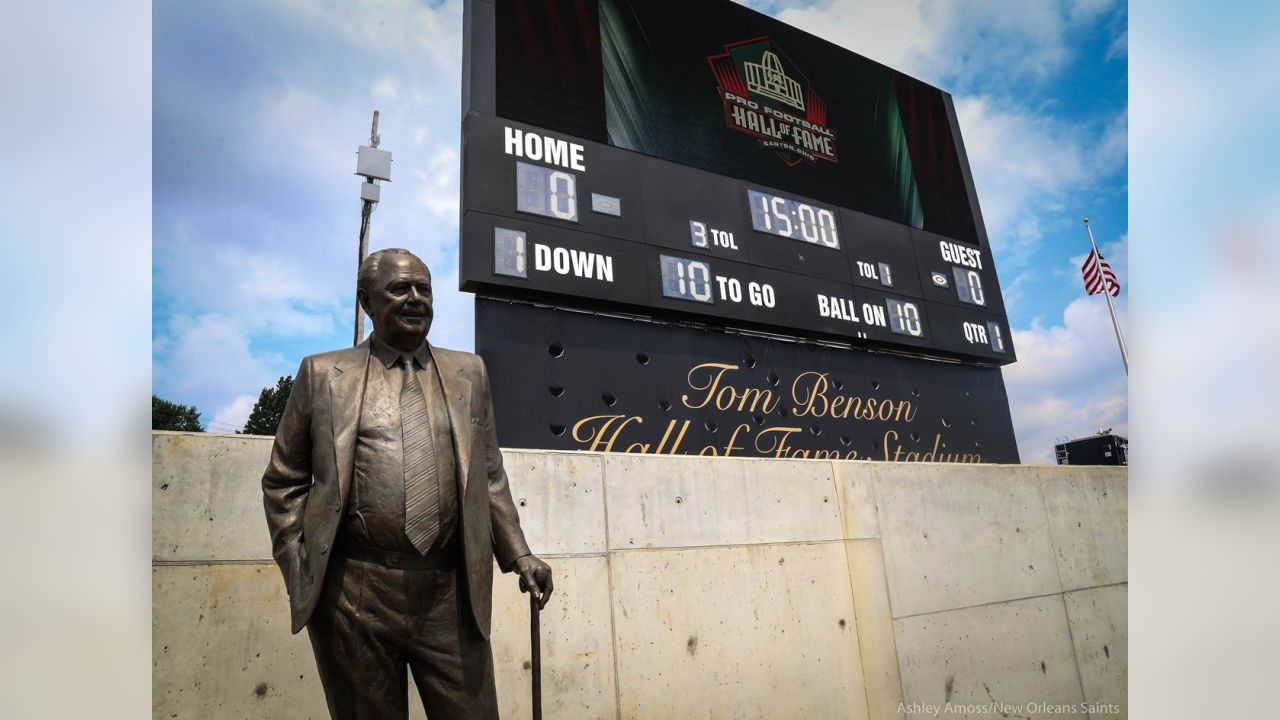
[1055,431,1128,466]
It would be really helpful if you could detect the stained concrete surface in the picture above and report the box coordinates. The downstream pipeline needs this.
[875,463,1062,618]
[1065,583,1128,717]
[153,433,1127,719]
[894,594,1085,720]
[604,454,842,550]
[610,542,868,720]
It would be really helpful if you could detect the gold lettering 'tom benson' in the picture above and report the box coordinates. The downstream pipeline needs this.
[681,362,917,422]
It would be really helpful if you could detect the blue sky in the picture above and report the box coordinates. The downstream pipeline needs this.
[152,0,1127,462]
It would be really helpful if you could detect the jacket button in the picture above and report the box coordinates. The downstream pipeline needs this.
[333,503,340,513]
[320,544,329,554]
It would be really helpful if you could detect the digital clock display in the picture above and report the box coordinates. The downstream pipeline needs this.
[747,189,841,249]
[516,161,579,222]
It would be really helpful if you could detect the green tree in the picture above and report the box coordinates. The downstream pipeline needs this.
[152,395,204,432]
[241,375,294,436]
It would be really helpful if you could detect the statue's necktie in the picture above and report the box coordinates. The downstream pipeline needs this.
[400,357,439,554]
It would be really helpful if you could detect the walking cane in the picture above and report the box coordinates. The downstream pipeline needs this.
[529,592,542,720]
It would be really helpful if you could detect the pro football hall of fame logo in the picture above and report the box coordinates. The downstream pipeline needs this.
[707,37,839,167]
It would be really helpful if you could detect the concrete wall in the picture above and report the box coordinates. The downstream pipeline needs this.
[153,432,1126,719]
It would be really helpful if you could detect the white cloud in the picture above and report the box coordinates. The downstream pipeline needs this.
[775,0,1120,90]
[955,100,1126,278]
[1004,296,1128,463]
[252,85,375,192]
[278,0,462,71]
[154,314,279,415]
[955,97,1090,262]
[154,0,470,419]
[1001,269,1039,317]
[1106,28,1127,61]
[371,75,399,101]
[207,394,257,434]
[1097,107,1128,170]
[771,0,1126,273]
[155,232,343,337]
[423,267,473,353]
[416,147,460,223]
[771,2,932,79]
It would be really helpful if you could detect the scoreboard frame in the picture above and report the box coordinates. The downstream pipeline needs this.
[457,0,1022,462]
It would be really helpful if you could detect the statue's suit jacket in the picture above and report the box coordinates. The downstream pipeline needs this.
[262,340,531,637]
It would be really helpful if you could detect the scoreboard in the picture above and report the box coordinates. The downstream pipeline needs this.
[462,114,1013,363]
[459,0,1021,462]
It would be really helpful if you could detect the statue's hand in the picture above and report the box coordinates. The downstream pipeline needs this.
[514,555,554,610]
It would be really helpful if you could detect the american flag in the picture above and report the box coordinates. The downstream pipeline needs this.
[1081,248,1120,297]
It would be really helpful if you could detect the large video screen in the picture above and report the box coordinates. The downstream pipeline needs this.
[495,0,979,244]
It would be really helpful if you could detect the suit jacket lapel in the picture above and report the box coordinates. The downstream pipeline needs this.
[329,344,370,507]
[431,344,474,493]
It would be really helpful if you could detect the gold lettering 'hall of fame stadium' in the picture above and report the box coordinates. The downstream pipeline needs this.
[708,38,839,166]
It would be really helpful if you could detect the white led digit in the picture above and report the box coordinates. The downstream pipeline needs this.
[887,299,924,337]
[988,322,1005,352]
[953,266,987,306]
[817,209,839,247]
[899,302,922,336]
[770,196,793,237]
[967,270,985,305]
[516,161,578,223]
[690,220,708,248]
[797,204,820,244]
[689,261,713,302]
[548,171,576,221]
[659,254,715,305]
[493,227,528,279]
[757,194,772,231]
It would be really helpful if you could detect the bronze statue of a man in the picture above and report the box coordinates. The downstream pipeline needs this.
[262,248,552,719]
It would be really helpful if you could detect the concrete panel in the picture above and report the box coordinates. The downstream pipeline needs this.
[1064,584,1127,718]
[500,451,607,555]
[604,454,842,549]
[895,594,1084,720]
[845,540,903,718]
[153,432,274,562]
[1041,468,1128,591]
[490,556,617,720]
[834,461,880,538]
[874,463,1061,618]
[611,543,867,720]
[153,563,326,719]
[155,558,617,720]
[152,434,1127,719]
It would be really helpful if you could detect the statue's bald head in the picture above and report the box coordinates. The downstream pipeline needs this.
[357,249,433,352]
[358,248,427,297]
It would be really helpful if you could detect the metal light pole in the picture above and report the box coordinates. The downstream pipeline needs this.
[354,111,392,345]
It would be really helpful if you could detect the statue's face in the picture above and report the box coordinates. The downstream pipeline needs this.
[363,254,433,350]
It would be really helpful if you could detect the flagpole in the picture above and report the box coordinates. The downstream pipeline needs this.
[1083,218,1128,375]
